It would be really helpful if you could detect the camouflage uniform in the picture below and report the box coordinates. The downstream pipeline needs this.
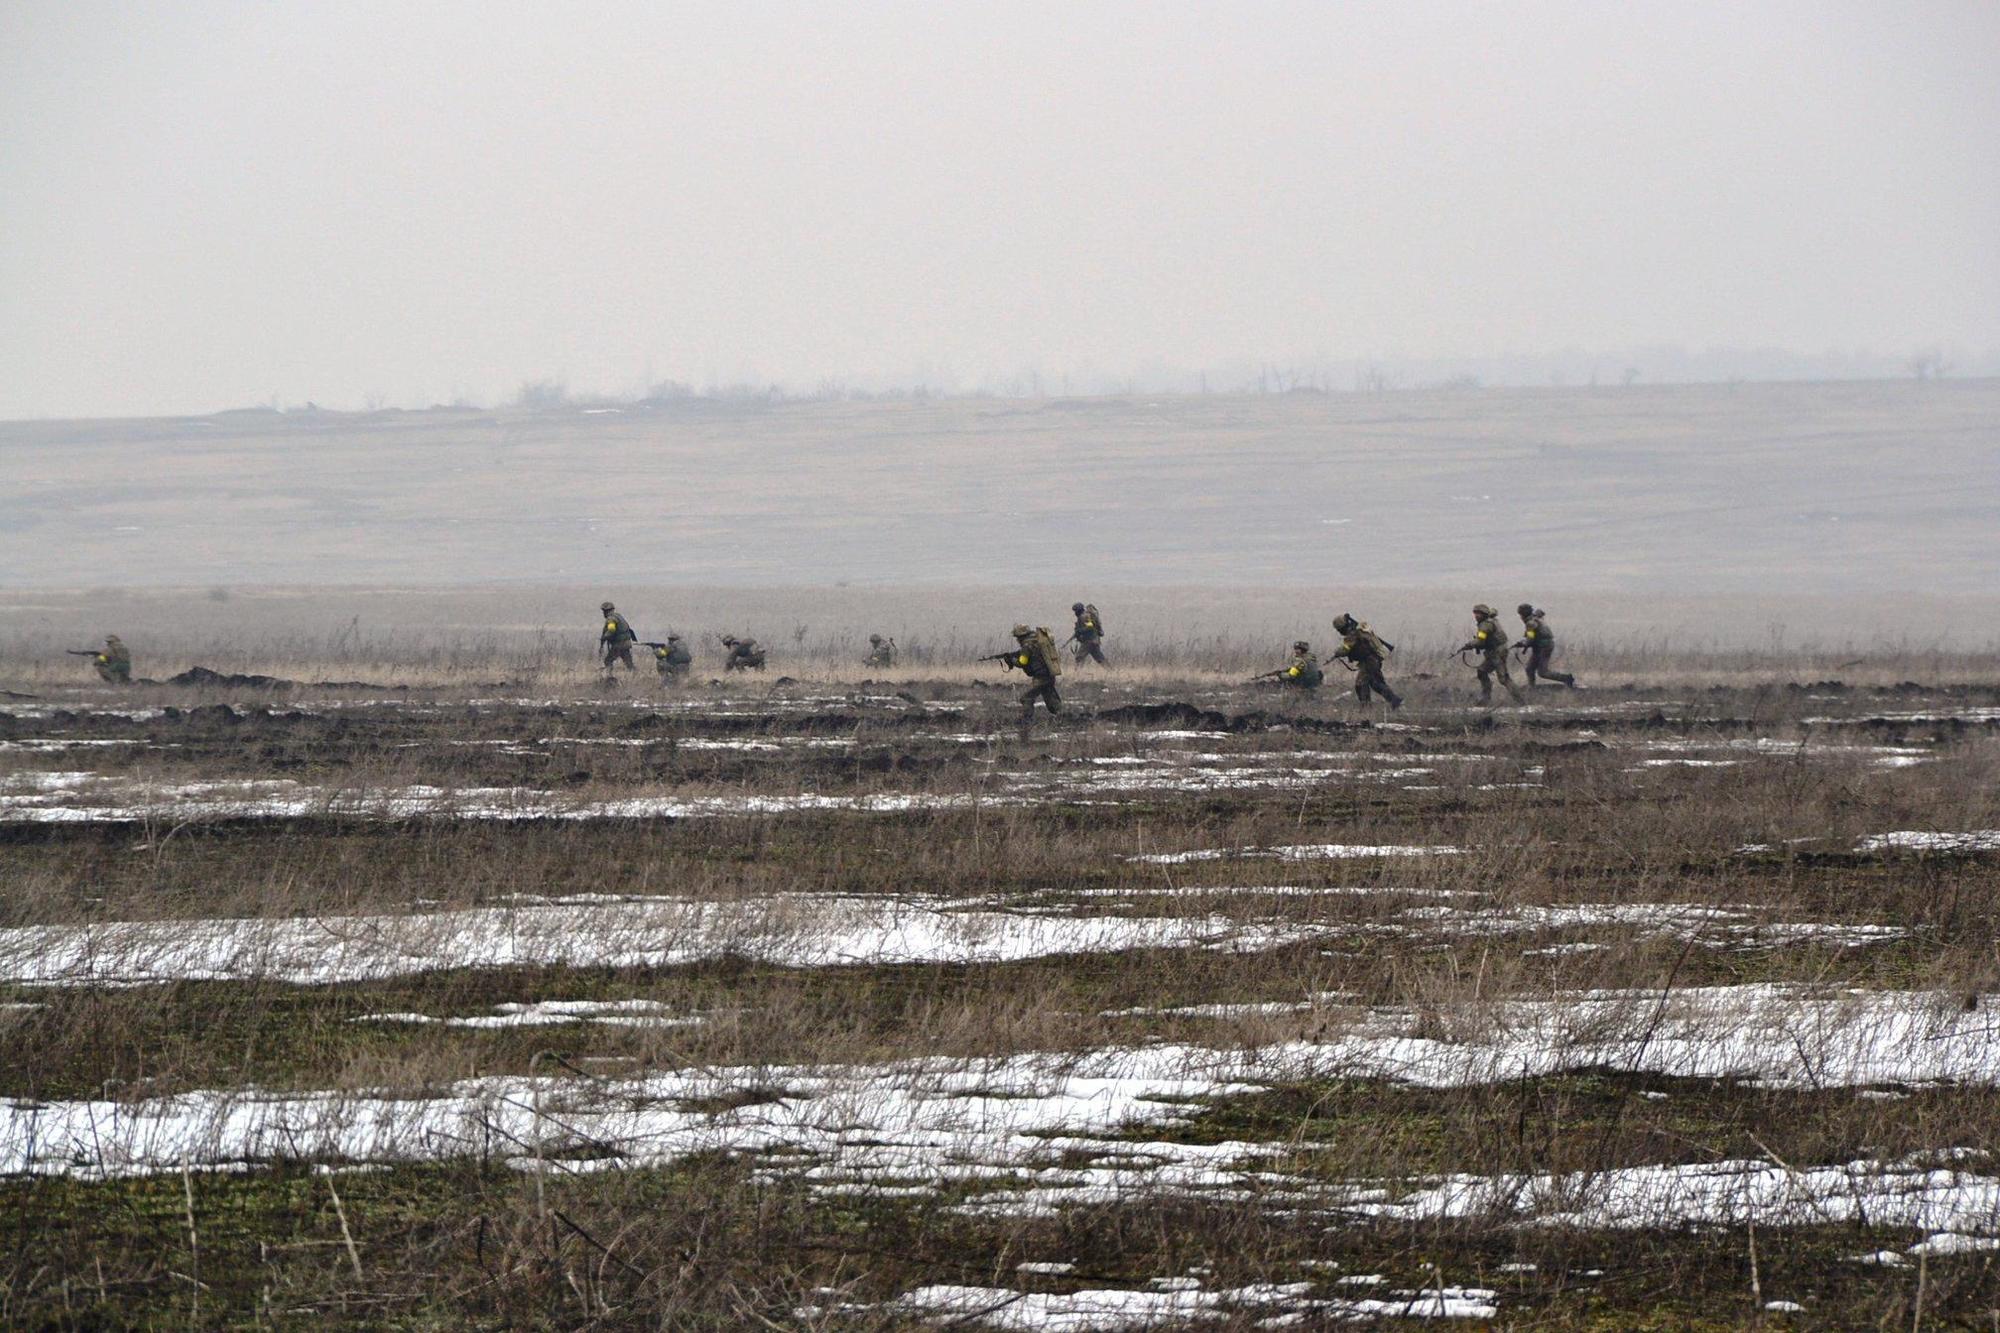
[722,636,767,671]
[1280,642,1324,690]
[96,635,132,684]
[1070,603,1108,666]
[599,602,637,670]
[1461,604,1524,704]
[653,635,692,683]
[1330,615,1402,709]
[864,635,897,668]
[1516,605,1575,688]
[1009,624,1063,722]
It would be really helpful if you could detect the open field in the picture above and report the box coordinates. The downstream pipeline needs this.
[5,379,1999,595]
[5,637,2000,1327]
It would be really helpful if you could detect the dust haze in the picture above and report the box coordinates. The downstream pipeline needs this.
[4,382,1998,631]
[4,4,1999,636]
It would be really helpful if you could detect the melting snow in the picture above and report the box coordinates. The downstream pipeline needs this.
[1859,831,2000,854]
[1127,844,1463,865]
[354,999,703,1029]
[14,985,2000,1199]
[0,894,1324,987]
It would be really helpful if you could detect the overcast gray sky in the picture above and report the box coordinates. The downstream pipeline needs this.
[3,0,1996,418]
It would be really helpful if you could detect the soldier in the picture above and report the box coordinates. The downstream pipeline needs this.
[1330,613,1402,710]
[69,635,132,683]
[1460,603,1525,705]
[864,634,897,668]
[1003,623,1063,724]
[598,601,638,672]
[1276,641,1324,689]
[720,635,767,671]
[1069,602,1108,666]
[649,633,693,684]
[1516,604,1577,687]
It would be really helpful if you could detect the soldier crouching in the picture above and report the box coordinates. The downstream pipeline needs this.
[650,634,692,685]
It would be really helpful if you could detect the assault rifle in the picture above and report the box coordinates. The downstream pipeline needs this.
[1244,667,1291,684]
[979,650,1021,670]
[65,649,102,658]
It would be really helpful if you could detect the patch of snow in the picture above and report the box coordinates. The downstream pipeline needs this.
[1358,1151,2000,1234]
[845,1279,1494,1327]
[1859,831,2000,855]
[0,894,1328,987]
[1127,844,1463,865]
[1845,1250,1908,1266]
[1907,1231,2000,1255]
[354,999,703,1029]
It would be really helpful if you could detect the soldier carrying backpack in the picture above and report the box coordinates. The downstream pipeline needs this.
[1068,602,1108,666]
[1002,623,1063,724]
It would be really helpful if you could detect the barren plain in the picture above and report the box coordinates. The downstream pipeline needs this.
[5,382,2000,1327]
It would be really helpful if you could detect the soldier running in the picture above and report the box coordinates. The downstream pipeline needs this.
[864,634,897,668]
[1516,604,1576,687]
[1069,602,1108,666]
[1330,614,1402,709]
[720,635,767,671]
[649,633,692,684]
[598,601,638,672]
[1004,623,1063,724]
[1461,603,1525,705]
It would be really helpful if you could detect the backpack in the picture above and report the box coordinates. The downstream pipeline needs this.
[1033,627,1063,677]
[1082,604,1104,636]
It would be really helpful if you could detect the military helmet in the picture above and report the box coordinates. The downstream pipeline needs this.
[1473,603,1495,617]
[869,634,882,644]
[600,601,615,612]
[1293,640,1310,652]
[1072,602,1086,613]
[1011,623,1032,639]
[666,633,681,642]
[720,634,737,645]
[1332,613,1356,632]
[106,634,123,645]
[1517,603,1534,616]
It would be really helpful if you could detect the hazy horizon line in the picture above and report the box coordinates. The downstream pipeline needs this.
[7,352,1996,427]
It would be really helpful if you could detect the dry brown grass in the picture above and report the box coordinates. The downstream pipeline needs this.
[3,650,2000,1325]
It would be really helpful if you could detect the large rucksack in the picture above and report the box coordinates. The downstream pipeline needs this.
[1033,627,1063,677]
[1081,604,1104,637]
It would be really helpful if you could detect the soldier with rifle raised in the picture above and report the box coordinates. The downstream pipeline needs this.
[1330,613,1402,710]
[984,624,1063,724]
[68,635,131,684]
[644,634,692,685]
[1249,641,1323,690]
